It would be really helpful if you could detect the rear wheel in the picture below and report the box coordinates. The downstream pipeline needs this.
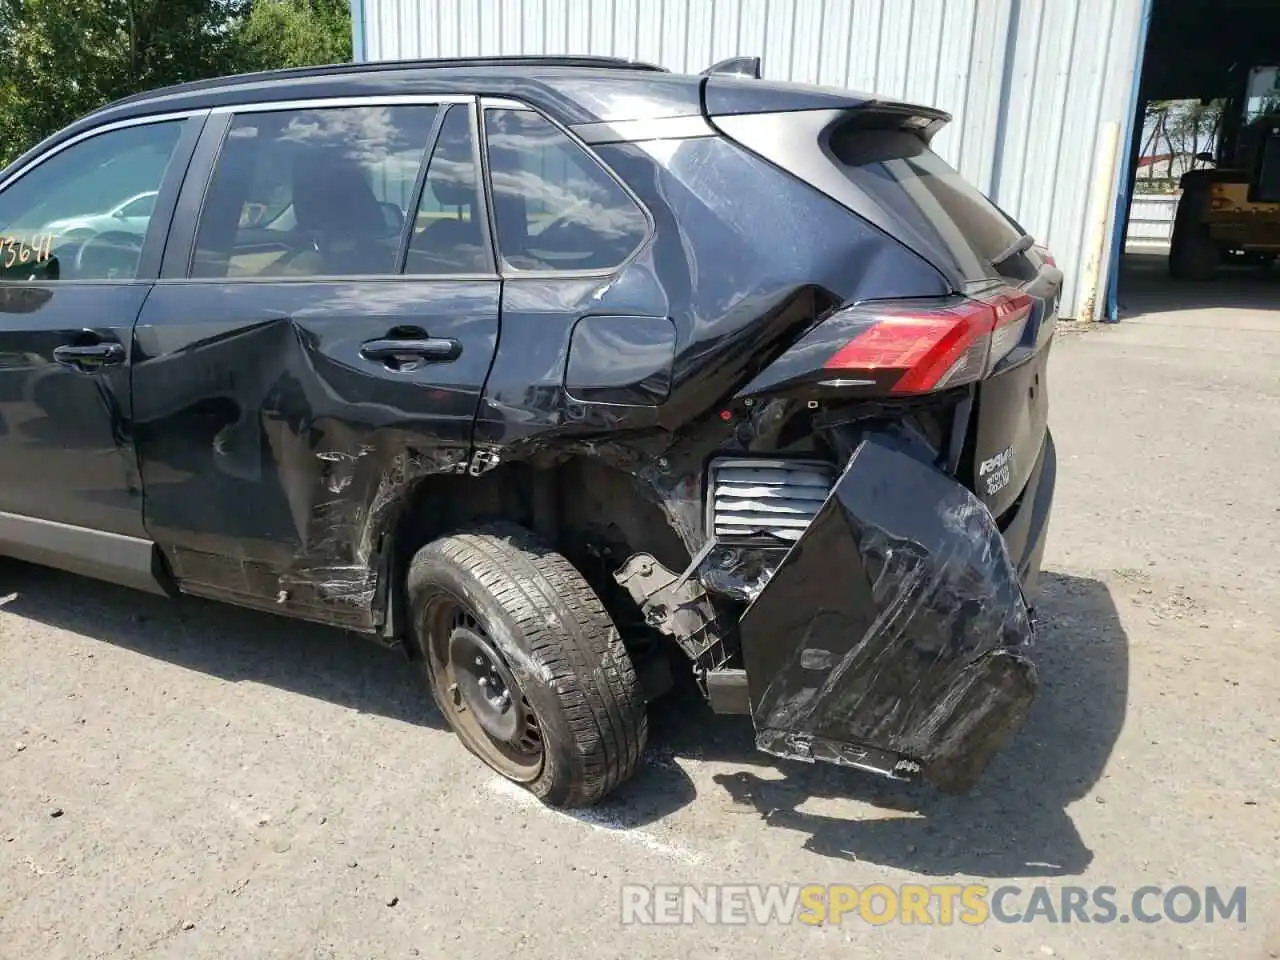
[1169,203,1220,281]
[407,523,647,807]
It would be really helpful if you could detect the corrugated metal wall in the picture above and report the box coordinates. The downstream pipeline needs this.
[1125,194,1177,248]
[356,0,1147,319]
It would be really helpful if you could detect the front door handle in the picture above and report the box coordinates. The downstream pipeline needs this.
[360,336,462,365]
[52,341,125,370]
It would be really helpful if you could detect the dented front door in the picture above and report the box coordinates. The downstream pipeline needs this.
[131,99,499,629]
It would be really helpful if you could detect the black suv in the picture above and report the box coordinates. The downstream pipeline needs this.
[0,55,1058,806]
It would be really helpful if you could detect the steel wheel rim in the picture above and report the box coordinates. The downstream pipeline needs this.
[425,596,544,782]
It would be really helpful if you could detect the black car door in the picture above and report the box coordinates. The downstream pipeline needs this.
[0,113,202,591]
[132,97,501,630]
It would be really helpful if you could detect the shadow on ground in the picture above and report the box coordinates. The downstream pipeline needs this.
[1118,251,1280,316]
[0,563,1127,857]
[0,559,709,826]
[632,570,1130,878]
[0,563,706,829]
[0,559,443,730]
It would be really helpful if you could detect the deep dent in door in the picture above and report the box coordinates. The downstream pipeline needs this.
[136,312,469,615]
[739,431,1037,792]
[132,280,498,631]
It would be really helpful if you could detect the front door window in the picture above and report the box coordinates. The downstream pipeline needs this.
[0,121,184,282]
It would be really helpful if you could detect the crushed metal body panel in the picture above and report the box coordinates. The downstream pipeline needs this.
[131,281,496,630]
[0,56,1062,797]
[740,431,1045,792]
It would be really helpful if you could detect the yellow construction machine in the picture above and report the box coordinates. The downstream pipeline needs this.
[1170,65,1280,279]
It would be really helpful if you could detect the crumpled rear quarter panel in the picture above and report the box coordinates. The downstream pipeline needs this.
[739,431,1037,791]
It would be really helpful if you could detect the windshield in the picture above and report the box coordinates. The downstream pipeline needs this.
[1243,66,1280,123]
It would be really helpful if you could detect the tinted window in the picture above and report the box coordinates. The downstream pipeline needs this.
[483,108,648,272]
[405,105,491,275]
[0,121,182,282]
[828,126,1024,280]
[1243,65,1280,124]
[117,192,158,218]
[192,105,437,278]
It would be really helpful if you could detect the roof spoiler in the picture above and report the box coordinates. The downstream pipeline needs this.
[701,56,762,80]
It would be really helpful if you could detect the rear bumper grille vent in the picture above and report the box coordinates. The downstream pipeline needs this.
[707,457,835,543]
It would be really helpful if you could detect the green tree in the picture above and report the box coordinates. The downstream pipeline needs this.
[1166,99,1225,168]
[1137,98,1225,191]
[0,0,351,168]
[1,0,251,164]
[232,0,351,73]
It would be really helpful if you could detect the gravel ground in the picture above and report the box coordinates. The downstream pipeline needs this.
[2,258,1277,959]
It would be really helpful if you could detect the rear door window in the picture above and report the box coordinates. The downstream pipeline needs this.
[191,104,438,278]
[405,105,491,275]
[482,108,648,272]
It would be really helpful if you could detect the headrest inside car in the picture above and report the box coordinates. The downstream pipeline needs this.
[428,165,476,208]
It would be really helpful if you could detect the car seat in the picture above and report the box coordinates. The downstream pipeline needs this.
[410,140,489,273]
[290,150,395,275]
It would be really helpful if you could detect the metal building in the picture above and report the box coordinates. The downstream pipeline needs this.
[350,0,1153,320]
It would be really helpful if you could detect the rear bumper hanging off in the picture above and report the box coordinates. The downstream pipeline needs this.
[738,430,1054,791]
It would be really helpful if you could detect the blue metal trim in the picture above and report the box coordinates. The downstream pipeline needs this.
[1105,0,1156,322]
[349,0,367,63]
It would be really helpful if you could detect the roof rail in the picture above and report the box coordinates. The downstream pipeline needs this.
[103,55,668,111]
[356,54,669,73]
[701,56,762,79]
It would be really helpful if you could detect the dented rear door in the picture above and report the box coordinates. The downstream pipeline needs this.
[132,99,499,629]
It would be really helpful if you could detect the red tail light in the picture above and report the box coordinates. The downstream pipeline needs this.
[824,290,1033,395]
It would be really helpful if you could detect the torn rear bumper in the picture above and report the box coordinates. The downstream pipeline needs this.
[738,430,1055,792]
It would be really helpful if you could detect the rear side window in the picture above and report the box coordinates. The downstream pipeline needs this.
[482,108,648,272]
[828,126,1024,280]
[405,105,491,275]
[715,109,1028,282]
[192,105,438,278]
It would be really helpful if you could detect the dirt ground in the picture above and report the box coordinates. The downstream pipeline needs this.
[2,255,1277,959]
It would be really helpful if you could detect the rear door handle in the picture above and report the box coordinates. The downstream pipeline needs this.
[52,342,125,369]
[360,337,461,365]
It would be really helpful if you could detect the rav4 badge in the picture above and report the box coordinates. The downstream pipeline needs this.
[978,445,1015,496]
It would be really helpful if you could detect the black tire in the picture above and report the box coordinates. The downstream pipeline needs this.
[407,523,647,807]
[1169,202,1220,281]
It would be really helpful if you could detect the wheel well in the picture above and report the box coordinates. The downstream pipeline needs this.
[388,456,694,653]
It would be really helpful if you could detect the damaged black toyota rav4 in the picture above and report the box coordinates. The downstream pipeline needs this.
[0,55,1058,806]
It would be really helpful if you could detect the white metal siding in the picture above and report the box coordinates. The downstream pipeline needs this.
[358,0,1146,320]
[1125,193,1177,247]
